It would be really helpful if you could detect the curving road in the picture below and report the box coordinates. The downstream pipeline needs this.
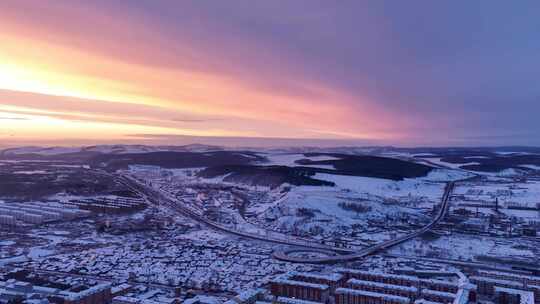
[273,181,456,263]
[114,173,355,254]
[116,170,460,264]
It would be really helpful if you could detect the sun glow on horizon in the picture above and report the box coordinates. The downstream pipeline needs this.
[0,6,401,145]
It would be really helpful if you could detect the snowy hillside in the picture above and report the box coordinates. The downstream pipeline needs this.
[248,168,470,244]
[1,144,223,156]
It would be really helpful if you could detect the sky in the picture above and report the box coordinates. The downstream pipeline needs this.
[1,0,539,147]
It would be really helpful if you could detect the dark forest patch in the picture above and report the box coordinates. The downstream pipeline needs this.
[296,153,433,180]
[441,155,540,172]
[89,151,265,171]
[198,153,434,187]
[198,165,335,188]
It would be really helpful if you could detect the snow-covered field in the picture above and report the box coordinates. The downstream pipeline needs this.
[127,161,474,246]
[258,153,341,169]
[454,178,540,207]
[420,157,480,170]
[251,169,470,242]
[316,168,470,195]
[390,234,537,261]
[260,153,341,166]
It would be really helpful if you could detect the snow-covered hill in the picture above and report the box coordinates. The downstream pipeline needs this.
[1,144,223,156]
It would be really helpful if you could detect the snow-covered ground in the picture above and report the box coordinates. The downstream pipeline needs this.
[259,153,341,169]
[250,169,470,242]
[454,178,540,207]
[390,234,537,261]
[421,157,480,170]
[316,168,470,195]
[260,185,426,243]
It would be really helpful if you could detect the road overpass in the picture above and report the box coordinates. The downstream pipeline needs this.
[115,173,355,254]
[273,181,455,263]
[116,171,458,264]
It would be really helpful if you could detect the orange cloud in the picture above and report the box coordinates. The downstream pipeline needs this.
[0,1,402,144]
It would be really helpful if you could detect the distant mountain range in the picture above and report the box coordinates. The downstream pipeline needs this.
[3,144,540,187]
[3,144,540,158]
[0,144,223,156]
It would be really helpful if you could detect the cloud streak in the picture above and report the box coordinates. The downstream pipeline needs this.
[0,1,539,146]
[0,117,28,121]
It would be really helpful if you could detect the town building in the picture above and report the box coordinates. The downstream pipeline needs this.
[270,277,330,303]
[335,287,411,304]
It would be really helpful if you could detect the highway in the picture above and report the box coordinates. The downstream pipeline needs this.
[115,173,355,254]
[117,171,457,264]
[273,181,456,263]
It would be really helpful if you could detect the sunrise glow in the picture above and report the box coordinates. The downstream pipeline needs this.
[1,1,539,147]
